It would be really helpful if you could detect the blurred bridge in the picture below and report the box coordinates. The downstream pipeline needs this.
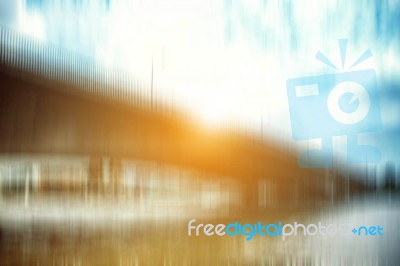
[0,26,363,209]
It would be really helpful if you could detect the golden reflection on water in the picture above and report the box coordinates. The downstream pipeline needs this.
[0,157,399,265]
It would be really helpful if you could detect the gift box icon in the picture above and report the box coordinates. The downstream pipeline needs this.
[286,40,382,168]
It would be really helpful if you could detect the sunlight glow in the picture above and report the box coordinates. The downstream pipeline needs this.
[18,11,45,41]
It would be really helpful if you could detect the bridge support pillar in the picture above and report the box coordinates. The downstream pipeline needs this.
[244,180,259,211]
[110,158,122,197]
[89,156,102,195]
